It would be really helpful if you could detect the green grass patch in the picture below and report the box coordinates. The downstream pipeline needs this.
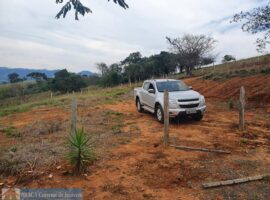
[103,110,125,134]
[0,99,64,117]
[2,127,21,138]
[0,83,131,117]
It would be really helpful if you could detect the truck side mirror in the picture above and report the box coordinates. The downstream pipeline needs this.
[148,89,155,94]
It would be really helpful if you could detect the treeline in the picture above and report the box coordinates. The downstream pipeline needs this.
[97,34,219,86]
[1,34,232,98]
[97,51,176,87]
[0,69,91,100]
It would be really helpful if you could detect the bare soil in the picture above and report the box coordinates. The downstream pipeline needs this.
[0,76,270,200]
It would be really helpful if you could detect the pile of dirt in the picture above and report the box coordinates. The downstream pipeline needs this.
[184,75,270,105]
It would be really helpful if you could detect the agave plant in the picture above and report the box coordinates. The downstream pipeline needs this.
[67,128,95,173]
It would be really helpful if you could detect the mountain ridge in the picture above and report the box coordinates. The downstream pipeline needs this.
[0,67,94,82]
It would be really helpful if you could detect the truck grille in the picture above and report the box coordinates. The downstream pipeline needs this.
[180,104,199,108]
[178,98,199,102]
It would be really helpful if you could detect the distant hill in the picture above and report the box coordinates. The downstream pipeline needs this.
[78,71,95,77]
[0,67,94,83]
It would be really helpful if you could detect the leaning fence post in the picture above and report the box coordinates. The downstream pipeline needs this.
[239,86,245,131]
[71,97,77,135]
[164,90,169,147]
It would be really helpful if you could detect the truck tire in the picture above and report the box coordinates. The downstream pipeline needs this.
[155,105,164,123]
[192,113,203,121]
[136,98,144,112]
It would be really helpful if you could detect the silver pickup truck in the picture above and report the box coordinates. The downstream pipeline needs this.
[134,79,206,122]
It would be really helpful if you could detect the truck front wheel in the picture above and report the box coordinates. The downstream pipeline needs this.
[192,113,203,121]
[156,105,164,123]
[136,98,144,112]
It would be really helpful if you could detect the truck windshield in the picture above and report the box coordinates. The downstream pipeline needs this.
[156,81,190,92]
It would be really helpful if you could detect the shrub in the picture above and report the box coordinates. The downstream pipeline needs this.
[261,68,270,74]
[67,129,96,173]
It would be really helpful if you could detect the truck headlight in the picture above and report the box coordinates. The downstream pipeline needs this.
[169,99,178,109]
[199,95,205,106]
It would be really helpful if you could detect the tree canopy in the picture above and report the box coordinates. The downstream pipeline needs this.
[232,2,270,52]
[49,69,86,93]
[166,34,216,75]
[56,0,128,20]
[97,51,178,87]
[8,73,22,83]
[222,55,236,63]
[27,72,48,82]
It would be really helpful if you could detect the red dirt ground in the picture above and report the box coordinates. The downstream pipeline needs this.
[0,75,270,199]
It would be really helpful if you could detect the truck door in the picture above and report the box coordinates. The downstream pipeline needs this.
[144,83,156,109]
[141,82,150,105]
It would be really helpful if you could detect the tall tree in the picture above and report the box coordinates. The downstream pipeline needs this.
[8,73,20,83]
[96,63,108,76]
[232,2,270,52]
[121,52,142,83]
[56,0,128,20]
[166,34,216,75]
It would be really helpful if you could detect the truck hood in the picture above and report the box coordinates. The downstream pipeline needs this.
[168,90,201,100]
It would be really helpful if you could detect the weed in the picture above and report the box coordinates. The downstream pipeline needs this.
[263,175,270,182]
[0,142,65,177]
[9,146,17,153]
[101,182,127,195]
[23,120,62,135]
[252,194,261,200]
[112,125,122,134]
[3,127,21,138]
[240,138,248,144]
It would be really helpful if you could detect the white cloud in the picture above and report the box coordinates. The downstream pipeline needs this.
[0,0,269,72]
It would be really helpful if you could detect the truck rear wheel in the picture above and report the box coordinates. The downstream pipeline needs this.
[136,98,144,112]
[156,105,164,123]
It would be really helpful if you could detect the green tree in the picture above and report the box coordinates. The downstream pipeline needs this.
[96,62,108,76]
[8,73,21,83]
[56,0,129,20]
[222,55,236,63]
[232,2,270,52]
[49,69,86,93]
[100,63,122,86]
[27,72,48,82]
[121,52,142,65]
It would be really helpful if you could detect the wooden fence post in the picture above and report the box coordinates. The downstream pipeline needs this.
[164,90,169,147]
[239,86,245,131]
[50,92,53,100]
[70,97,77,135]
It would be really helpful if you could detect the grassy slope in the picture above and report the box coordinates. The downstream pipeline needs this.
[0,86,132,117]
[172,54,270,80]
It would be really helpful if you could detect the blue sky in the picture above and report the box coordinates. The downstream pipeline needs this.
[0,0,269,72]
